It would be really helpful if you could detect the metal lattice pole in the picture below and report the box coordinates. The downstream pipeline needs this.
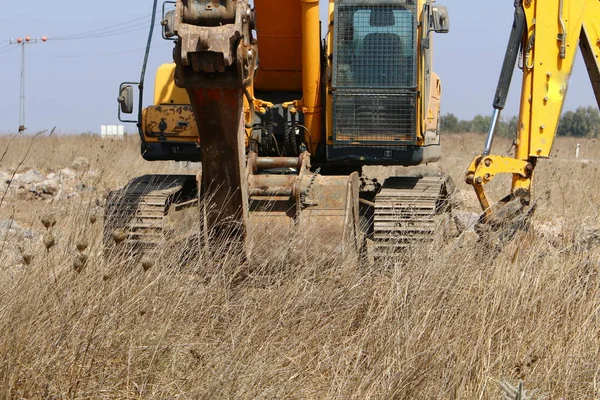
[19,41,25,132]
[9,36,46,133]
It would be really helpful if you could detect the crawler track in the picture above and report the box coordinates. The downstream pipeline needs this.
[104,175,196,252]
[371,176,450,257]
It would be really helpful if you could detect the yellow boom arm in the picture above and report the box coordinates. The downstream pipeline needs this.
[466,0,600,223]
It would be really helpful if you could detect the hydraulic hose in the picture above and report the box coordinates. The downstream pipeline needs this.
[483,1,526,156]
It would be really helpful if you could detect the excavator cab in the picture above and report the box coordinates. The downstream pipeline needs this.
[327,0,448,166]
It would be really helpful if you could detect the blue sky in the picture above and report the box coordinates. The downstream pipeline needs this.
[0,1,597,133]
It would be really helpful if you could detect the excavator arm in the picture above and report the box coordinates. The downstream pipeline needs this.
[173,0,257,236]
[466,0,600,227]
[172,0,358,256]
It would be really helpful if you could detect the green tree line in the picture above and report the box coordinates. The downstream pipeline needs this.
[440,106,600,138]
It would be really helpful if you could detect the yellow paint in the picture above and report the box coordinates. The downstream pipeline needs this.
[253,0,303,92]
[325,0,335,146]
[153,63,190,106]
[415,0,426,143]
[425,72,442,133]
[297,0,322,154]
[324,0,439,147]
[142,105,199,143]
[467,0,600,215]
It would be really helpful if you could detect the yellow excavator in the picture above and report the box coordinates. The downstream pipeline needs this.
[466,0,600,237]
[110,0,600,258]
[109,0,452,258]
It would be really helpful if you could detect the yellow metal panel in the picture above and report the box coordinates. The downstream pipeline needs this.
[154,63,190,106]
[416,0,425,143]
[425,72,442,133]
[142,105,199,140]
[326,0,334,146]
[520,0,599,159]
[298,0,322,154]
[253,0,303,92]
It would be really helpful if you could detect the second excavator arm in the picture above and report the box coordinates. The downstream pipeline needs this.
[466,0,600,228]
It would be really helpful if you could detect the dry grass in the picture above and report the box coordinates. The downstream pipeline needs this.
[1,133,600,398]
[0,134,186,187]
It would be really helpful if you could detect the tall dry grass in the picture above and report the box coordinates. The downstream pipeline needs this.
[0,133,599,398]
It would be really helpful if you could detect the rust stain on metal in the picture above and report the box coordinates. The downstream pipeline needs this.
[144,105,198,138]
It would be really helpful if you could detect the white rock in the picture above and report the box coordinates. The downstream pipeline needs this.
[72,157,90,172]
[16,169,44,186]
[58,168,77,180]
[0,219,35,239]
[533,219,564,247]
[452,210,480,232]
[29,183,41,194]
[41,180,61,196]
[0,171,11,184]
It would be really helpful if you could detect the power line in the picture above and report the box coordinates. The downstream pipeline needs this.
[0,53,21,64]
[28,44,172,59]
[0,11,167,46]
[49,21,151,41]
[0,46,18,56]
[48,13,160,41]
[51,13,151,40]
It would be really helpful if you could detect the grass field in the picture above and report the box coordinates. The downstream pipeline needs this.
[0,133,599,398]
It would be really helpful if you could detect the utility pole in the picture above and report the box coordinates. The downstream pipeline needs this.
[8,36,46,133]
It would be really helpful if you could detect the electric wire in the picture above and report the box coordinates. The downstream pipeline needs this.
[0,12,168,61]
[0,46,18,57]
[1,9,168,48]
[27,44,172,59]
[49,13,157,41]
[48,23,152,41]
[51,14,149,38]
[0,53,20,64]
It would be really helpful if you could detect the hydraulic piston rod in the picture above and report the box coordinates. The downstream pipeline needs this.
[483,2,526,156]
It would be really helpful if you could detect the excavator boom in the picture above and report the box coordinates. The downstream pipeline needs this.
[467,0,600,227]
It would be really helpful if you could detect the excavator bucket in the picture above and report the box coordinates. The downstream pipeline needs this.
[246,169,361,263]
